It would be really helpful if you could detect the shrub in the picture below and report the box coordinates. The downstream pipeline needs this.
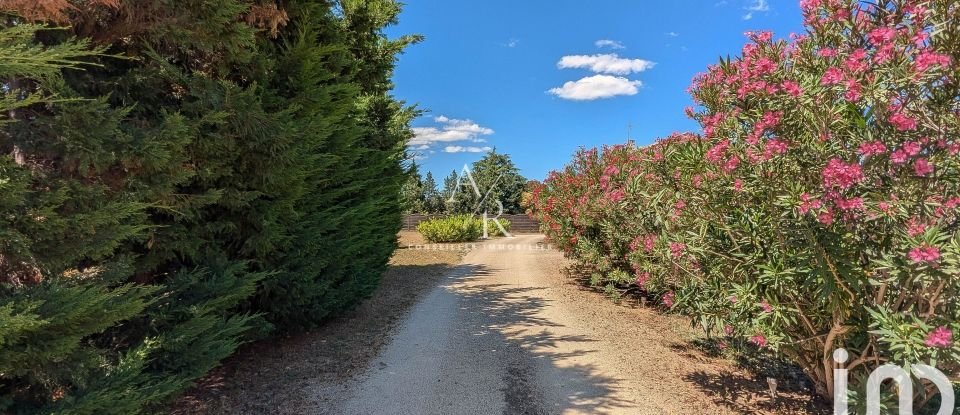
[531,0,960,408]
[487,218,512,237]
[418,215,483,242]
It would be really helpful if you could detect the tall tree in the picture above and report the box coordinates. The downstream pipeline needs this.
[400,163,425,213]
[0,0,419,411]
[421,171,442,213]
[469,150,526,214]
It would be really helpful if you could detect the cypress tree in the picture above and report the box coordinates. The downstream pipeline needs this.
[0,0,419,411]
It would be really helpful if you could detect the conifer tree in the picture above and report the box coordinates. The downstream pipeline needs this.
[0,0,419,411]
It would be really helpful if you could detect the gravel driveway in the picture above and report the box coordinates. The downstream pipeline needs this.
[316,234,822,414]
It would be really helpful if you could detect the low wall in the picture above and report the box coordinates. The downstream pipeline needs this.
[402,214,541,234]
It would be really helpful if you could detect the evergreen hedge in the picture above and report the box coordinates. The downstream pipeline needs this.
[0,1,417,412]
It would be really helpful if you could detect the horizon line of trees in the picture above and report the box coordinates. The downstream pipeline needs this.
[401,150,529,215]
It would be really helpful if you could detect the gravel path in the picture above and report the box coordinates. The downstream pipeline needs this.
[316,234,822,414]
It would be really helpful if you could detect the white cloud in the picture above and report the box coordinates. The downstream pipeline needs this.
[444,146,492,153]
[503,38,519,48]
[666,32,679,37]
[594,39,625,49]
[410,116,495,147]
[743,0,770,18]
[557,54,655,75]
[547,75,642,101]
[746,0,770,11]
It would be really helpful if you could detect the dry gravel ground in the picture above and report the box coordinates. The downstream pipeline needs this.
[175,232,826,414]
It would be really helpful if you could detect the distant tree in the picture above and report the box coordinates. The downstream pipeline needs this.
[400,163,425,213]
[437,150,526,215]
[441,169,472,214]
[421,171,443,213]
[469,149,526,214]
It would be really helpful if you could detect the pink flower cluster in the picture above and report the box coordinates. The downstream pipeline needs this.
[662,290,675,308]
[669,242,686,258]
[908,245,941,264]
[821,159,864,190]
[750,334,768,348]
[925,326,953,348]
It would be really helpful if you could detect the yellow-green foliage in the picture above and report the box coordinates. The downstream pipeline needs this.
[417,215,512,242]
[417,215,481,242]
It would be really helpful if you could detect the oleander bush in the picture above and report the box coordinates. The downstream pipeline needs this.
[530,0,959,409]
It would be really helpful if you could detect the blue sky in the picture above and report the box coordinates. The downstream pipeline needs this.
[386,0,805,181]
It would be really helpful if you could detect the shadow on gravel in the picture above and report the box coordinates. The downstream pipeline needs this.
[174,258,464,415]
[449,278,632,414]
[681,370,829,415]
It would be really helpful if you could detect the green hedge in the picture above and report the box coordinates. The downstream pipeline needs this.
[0,2,417,413]
[417,215,511,242]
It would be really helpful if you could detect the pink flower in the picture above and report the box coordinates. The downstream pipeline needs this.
[843,48,868,73]
[858,141,887,157]
[925,326,953,348]
[818,210,834,226]
[760,301,773,313]
[607,189,625,202]
[843,78,862,102]
[724,325,734,336]
[821,67,844,85]
[669,242,686,258]
[750,334,768,348]
[822,159,864,190]
[723,155,741,173]
[903,141,922,156]
[706,139,730,163]
[868,27,896,44]
[908,245,941,264]
[888,112,917,131]
[835,197,864,212]
[734,179,744,192]
[915,51,952,74]
[763,139,789,159]
[643,234,657,253]
[914,158,934,176]
[890,149,909,164]
[662,290,675,308]
[906,217,926,237]
[729,295,738,303]
[799,193,822,214]
[781,80,802,97]
[636,271,650,287]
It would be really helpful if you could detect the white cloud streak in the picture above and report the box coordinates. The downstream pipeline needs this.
[557,53,655,75]
[594,39,625,49]
[410,116,495,147]
[444,146,492,153]
[547,75,642,101]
